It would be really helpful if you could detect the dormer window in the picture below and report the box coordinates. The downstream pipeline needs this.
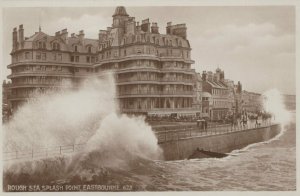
[38,42,46,49]
[74,45,78,52]
[52,43,60,51]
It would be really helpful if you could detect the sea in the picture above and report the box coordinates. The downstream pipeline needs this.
[116,111,296,191]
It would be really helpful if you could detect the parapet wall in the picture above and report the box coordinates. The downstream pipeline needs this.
[159,124,281,161]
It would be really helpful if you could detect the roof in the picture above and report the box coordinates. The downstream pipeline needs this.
[206,80,227,89]
[113,6,129,17]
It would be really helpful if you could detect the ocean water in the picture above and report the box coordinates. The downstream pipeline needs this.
[118,111,296,191]
[4,112,295,191]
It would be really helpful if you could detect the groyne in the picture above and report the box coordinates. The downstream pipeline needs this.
[159,124,281,160]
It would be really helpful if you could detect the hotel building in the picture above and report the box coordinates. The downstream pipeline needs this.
[7,6,196,116]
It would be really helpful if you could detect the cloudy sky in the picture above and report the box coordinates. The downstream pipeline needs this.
[2,6,295,94]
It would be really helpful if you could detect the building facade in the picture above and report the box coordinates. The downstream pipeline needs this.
[192,72,203,117]
[7,6,196,116]
[2,80,12,122]
[202,69,231,121]
[241,90,262,113]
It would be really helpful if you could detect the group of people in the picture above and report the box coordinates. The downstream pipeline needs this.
[229,110,272,130]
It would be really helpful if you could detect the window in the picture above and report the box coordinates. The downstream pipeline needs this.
[71,56,74,62]
[43,42,46,49]
[52,43,60,51]
[88,46,92,53]
[75,68,79,72]
[25,52,31,60]
[86,56,90,63]
[74,45,78,52]
[53,53,57,61]
[36,52,41,60]
[75,56,79,62]
[38,42,42,49]
[58,54,62,61]
[91,57,95,63]
[42,53,46,60]
[124,49,126,56]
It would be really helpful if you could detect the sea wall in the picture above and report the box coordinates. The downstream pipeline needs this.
[159,124,281,161]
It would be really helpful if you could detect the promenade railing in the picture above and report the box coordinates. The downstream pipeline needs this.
[155,120,273,143]
[3,120,273,161]
[3,143,85,161]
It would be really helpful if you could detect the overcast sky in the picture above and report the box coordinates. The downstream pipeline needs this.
[2,6,295,95]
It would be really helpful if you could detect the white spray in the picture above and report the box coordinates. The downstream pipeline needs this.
[3,74,162,171]
[262,88,291,127]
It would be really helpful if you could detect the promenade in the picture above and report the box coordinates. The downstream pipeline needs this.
[3,120,272,161]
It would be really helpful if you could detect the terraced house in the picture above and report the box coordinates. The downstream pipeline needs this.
[7,6,197,115]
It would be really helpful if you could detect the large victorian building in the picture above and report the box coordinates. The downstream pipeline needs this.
[7,6,196,115]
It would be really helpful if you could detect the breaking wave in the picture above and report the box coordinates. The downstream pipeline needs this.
[3,73,162,183]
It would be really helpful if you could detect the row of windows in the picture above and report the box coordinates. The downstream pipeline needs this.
[36,42,93,53]
[24,52,63,61]
[212,88,228,96]
[121,34,184,48]
[13,76,71,85]
[213,100,228,107]
[12,65,63,73]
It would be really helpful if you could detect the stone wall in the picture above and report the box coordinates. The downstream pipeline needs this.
[159,124,281,160]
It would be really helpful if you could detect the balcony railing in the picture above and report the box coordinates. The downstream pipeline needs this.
[9,83,73,88]
[117,77,193,84]
[8,71,73,78]
[117,90,194,96]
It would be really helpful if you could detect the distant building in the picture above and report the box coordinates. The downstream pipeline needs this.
[192,72,203,117]
[202,68,230,121]
[283,94,296,111]
[7,6,197,116]
[241,90,262,113]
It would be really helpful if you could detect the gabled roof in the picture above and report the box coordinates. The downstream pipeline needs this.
[206,80,228,89]
[26,31,48,42]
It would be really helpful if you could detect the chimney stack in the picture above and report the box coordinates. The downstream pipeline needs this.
[12,27,18,51]
[18,24,24,47]
[151,22,159,34]
[141,18,150,33]
[60,28,68,41]
[166,22,172,34]
[202,71,207,81]
[78,30,85,43]
[99,30,107,42]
